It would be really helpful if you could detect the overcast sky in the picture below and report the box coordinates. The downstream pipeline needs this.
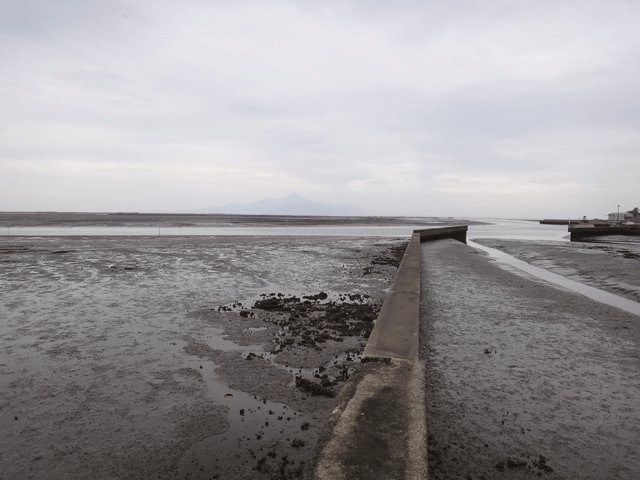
[1,0,639,218]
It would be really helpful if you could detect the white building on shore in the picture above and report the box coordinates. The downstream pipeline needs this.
[608,207,640,222]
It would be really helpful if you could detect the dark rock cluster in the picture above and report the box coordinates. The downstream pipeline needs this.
[236,291,382,398]
[252,293,380,351]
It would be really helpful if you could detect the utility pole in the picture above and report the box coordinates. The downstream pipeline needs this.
[617,205,620,223]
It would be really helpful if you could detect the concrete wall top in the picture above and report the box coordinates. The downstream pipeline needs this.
[362,232,421,360]
[306,225,469,479]
[362,225,467,361]
[414,225,467,242]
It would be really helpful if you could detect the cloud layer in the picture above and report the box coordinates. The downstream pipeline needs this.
[2,0,639,217]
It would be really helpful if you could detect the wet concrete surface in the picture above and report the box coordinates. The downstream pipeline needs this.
[420,239,640,480]
[0,235,405,479]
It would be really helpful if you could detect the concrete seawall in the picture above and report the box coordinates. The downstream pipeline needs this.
[304,226,467,480]
[569,224,640,241]
[540,219,582,225]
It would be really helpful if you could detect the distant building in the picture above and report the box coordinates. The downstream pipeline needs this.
[608,212,631,221]
[608,207,639,222]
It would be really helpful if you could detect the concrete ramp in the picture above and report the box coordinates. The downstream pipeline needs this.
[362,232,422,361]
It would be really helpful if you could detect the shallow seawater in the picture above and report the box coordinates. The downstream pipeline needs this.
[469,240,640,317]
[468,219,569,242]
[4,224,425,237]
[474,238,640,306]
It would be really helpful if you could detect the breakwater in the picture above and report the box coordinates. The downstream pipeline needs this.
[304,225,468,480]
[569,224,640,241]
[540,219,582,225]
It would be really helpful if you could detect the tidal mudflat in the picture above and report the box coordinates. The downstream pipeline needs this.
[0,235,406,479]
[474,238,640,305]
[420,239,640,480]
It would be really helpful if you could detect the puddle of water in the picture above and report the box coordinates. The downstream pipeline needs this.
[244,327,267,333]
[468,240,640,317]
[178,356,318,473]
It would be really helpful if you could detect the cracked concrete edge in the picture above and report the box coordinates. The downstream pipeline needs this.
[303,358,427,480]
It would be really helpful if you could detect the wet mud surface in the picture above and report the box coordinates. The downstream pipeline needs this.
[0,235,406,479]
[0,212,477,229]
[474,238,640,304]
[420,239,640,480]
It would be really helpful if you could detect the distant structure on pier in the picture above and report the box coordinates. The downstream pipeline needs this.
[569,207,640,241]
[608,207,640,222]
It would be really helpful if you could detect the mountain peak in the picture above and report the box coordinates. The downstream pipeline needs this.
[283,192,307,202]
[186,193,373,216]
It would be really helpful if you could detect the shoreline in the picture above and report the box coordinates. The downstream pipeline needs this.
[0,212,485,229]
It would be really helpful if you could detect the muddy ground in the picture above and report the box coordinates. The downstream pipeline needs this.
[474,238,640,304]
[0,212,478,229]
[0,235,407,480]
[420,239,640,480]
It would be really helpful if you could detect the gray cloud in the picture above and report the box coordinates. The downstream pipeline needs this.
[1,0,639,217]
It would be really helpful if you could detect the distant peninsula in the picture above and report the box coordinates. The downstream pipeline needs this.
[183,193,373,216]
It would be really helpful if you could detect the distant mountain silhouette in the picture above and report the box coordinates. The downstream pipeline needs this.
[187,193,373,216]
